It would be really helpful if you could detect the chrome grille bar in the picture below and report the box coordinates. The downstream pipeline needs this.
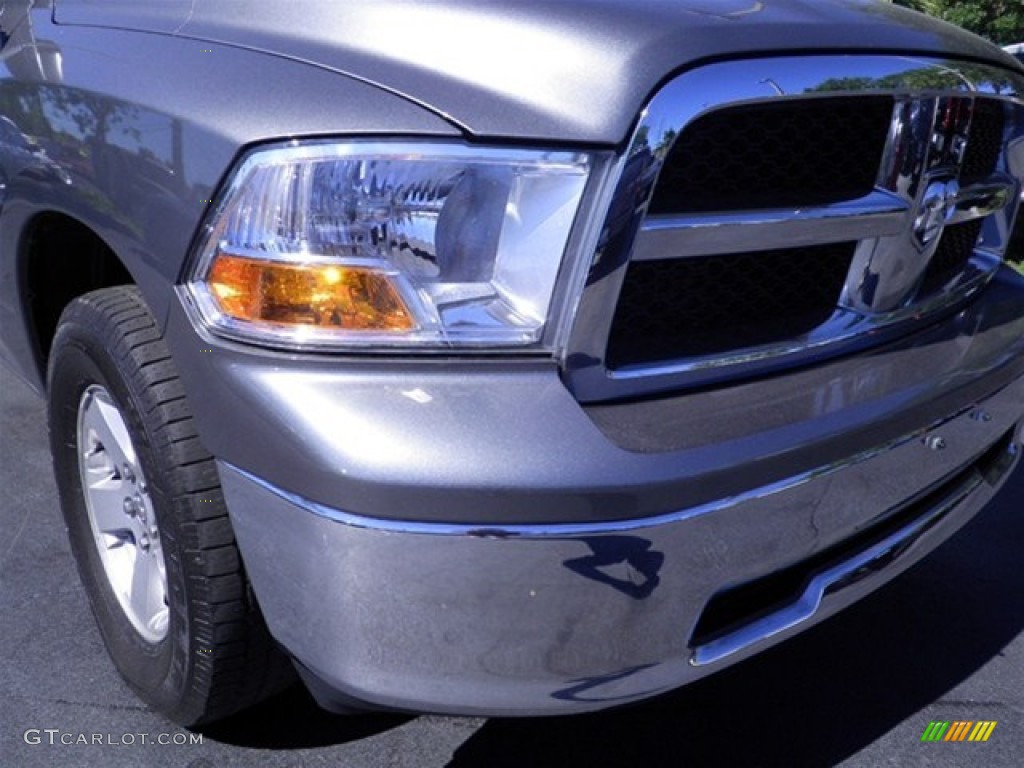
[633,191,910,261]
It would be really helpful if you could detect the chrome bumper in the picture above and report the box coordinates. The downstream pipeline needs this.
[220,374,1022,716]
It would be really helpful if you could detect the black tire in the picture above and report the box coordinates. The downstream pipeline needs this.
[47,285,293,725]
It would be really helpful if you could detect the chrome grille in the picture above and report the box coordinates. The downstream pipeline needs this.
[564,55,1024,402]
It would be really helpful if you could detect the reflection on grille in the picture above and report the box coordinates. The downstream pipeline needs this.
[607,243,857,368]
[648,97,893,215]
[918,220,984,297]
[961,100,1005,184]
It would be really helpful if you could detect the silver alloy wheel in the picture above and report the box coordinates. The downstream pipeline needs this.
[77,384,169,643]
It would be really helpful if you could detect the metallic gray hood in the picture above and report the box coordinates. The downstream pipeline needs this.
[55,0,1021,144]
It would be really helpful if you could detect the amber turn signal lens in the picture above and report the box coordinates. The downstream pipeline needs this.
[207,253,416,331]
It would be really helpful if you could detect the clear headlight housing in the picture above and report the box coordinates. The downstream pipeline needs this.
[184,142,591,351]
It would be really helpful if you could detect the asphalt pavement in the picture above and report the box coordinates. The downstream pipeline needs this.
[2,361,1021,768]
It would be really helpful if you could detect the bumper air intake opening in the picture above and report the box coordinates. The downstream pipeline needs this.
[689,427,1017,656]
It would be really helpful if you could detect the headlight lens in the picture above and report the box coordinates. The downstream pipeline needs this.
[185,142,591,350]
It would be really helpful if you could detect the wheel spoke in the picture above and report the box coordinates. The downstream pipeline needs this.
[148,606,169,638]
[129,548,160,622]
[82,443,114,477]
[84,480,129,537]
[82,393,136,470]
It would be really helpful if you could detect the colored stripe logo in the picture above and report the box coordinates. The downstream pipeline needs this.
[921,721,997,742]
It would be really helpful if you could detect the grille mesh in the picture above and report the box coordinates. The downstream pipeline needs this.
[961,100,1005,184]
[1009,204,1024,268]
[607,243,857,368]
[918,220,984,296]
[648,97,894,215]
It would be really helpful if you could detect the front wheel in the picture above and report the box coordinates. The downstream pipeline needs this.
[47,286,293,725]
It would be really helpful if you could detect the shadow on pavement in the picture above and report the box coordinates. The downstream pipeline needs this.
[449,470,1024,767]
[198,684,412,749]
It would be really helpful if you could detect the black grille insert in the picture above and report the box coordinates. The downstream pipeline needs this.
[1009,203,1024,269]
[918,220,984,297]
[961,99,1005,184]
[607,243,856,368]
[648,96,894,215]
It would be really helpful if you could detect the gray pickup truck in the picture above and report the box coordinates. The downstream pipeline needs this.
[2,0,1023,725]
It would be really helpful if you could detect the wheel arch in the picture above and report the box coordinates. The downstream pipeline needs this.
[21,210,134,386]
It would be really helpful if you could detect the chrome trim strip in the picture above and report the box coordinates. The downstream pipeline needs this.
[564,54,1024,402]
[229,461,830,536]
[632,192,909,260]
[631,178,1014,263]
[223,396,988,538]
[690,467,983,667]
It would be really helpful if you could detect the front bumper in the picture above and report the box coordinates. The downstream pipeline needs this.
[164,266,1024,715]
[219,377,1022,716]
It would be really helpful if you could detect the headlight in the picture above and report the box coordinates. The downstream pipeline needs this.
[184,142,591,351]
